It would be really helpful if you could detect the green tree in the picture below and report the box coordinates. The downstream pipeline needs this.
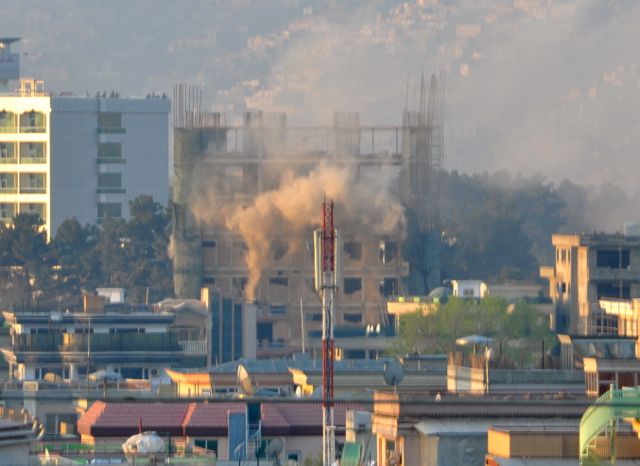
[391,297,554,367]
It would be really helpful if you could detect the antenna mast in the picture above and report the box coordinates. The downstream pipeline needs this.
[314,200,339,466]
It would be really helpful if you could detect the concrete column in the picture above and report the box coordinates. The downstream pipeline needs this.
[69,364,78,381]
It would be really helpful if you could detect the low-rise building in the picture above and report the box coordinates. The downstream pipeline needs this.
[77,400,359,463]
[540,233,640,335]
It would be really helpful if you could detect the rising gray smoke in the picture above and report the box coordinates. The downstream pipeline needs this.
[189,160,404,300]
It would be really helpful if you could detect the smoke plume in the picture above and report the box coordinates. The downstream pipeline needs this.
[190,161,404,300]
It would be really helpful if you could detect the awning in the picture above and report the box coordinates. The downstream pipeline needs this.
[341,441,362,466]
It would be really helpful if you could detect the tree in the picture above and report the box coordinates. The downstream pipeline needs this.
[390,297,555,367]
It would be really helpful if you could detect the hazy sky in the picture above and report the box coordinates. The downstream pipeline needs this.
[5,0,640,193]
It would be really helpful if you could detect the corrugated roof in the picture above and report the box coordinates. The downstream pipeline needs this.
[185,403,244,436]
[78,401,361,438]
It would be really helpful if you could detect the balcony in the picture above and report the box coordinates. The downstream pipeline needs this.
[19,157,46,164]
[0,158,17,164]
[12,333,181,353]
[19,187,46,194]
[179,340,207,354]
[20,126,46,134]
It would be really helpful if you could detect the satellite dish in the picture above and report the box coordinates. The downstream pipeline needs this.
[383,361,405,387]
[237,364,254,396]
[266,438,284,459]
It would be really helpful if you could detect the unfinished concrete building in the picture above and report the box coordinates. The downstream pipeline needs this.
[172,77,444,357]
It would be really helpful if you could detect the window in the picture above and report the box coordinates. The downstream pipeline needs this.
[561,249,567,262]
[344,241,362,261]
[0,203,16,220]
[343,277,362,295]
[287,452,301,461]
[597,249,630,269]
[257,322,273,342]
[97,202,122,219]
[0,142,16,161]
[109,328,145,334]
[269,304,286,316]
[463,288,475,297]
[306,312,322,322]
[0,173,16,192]
[97,173,122,188]
[0,111,16,131]
[597,282,631,299]
[19,173,45,193]
[194,439,218,454]
[269,277,288,286]
[232,277,247,293]
[379,278,397,297]
[20,203,46,221]
[20,110,45,132]
[344,313,362,324]
[20,142,45,163]
[379,240,397,264]
[98,112,122,128]
[119,367,144,379]
[97,143,122,159]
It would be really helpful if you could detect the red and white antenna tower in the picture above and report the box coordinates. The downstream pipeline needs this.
[314,199,340,466]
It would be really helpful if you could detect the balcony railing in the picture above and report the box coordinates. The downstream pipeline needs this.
[0,158,17,164]
[12,333,181,353]
[19,187,46,194]
[0,127,17,134]
[20,126,46,133]
[19,157,46,164]
[0,187,17,193]
[179,340,207,354]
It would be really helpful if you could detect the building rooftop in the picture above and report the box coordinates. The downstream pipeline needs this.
[78,401,361,438]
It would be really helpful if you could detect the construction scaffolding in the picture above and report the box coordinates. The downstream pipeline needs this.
[402,72,445,294]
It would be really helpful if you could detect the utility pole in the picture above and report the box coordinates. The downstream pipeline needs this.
[314,200,340,466]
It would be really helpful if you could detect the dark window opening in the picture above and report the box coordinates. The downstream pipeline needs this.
[597,282,631,299]
[232,277,247,292]
[306,313,322,322]
[344,241,362,261]
[194,439,218,454]
[344,277,362,295]
[379,240,397,264]
[343,313,362,324]
[597,249,630,269]
[269,277,288,286]
[379,278,397,297]
[257,322,273,342]
[203,276,215,285]
[202,240,216,247]
[272,241,288,261]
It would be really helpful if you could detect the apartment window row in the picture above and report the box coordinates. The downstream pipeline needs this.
[0,142,47,163]
[0,110,46,133]
[0,173,47,193]
[0,202,46,222]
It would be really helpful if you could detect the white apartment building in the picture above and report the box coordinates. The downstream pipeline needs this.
[0,78,169,238]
